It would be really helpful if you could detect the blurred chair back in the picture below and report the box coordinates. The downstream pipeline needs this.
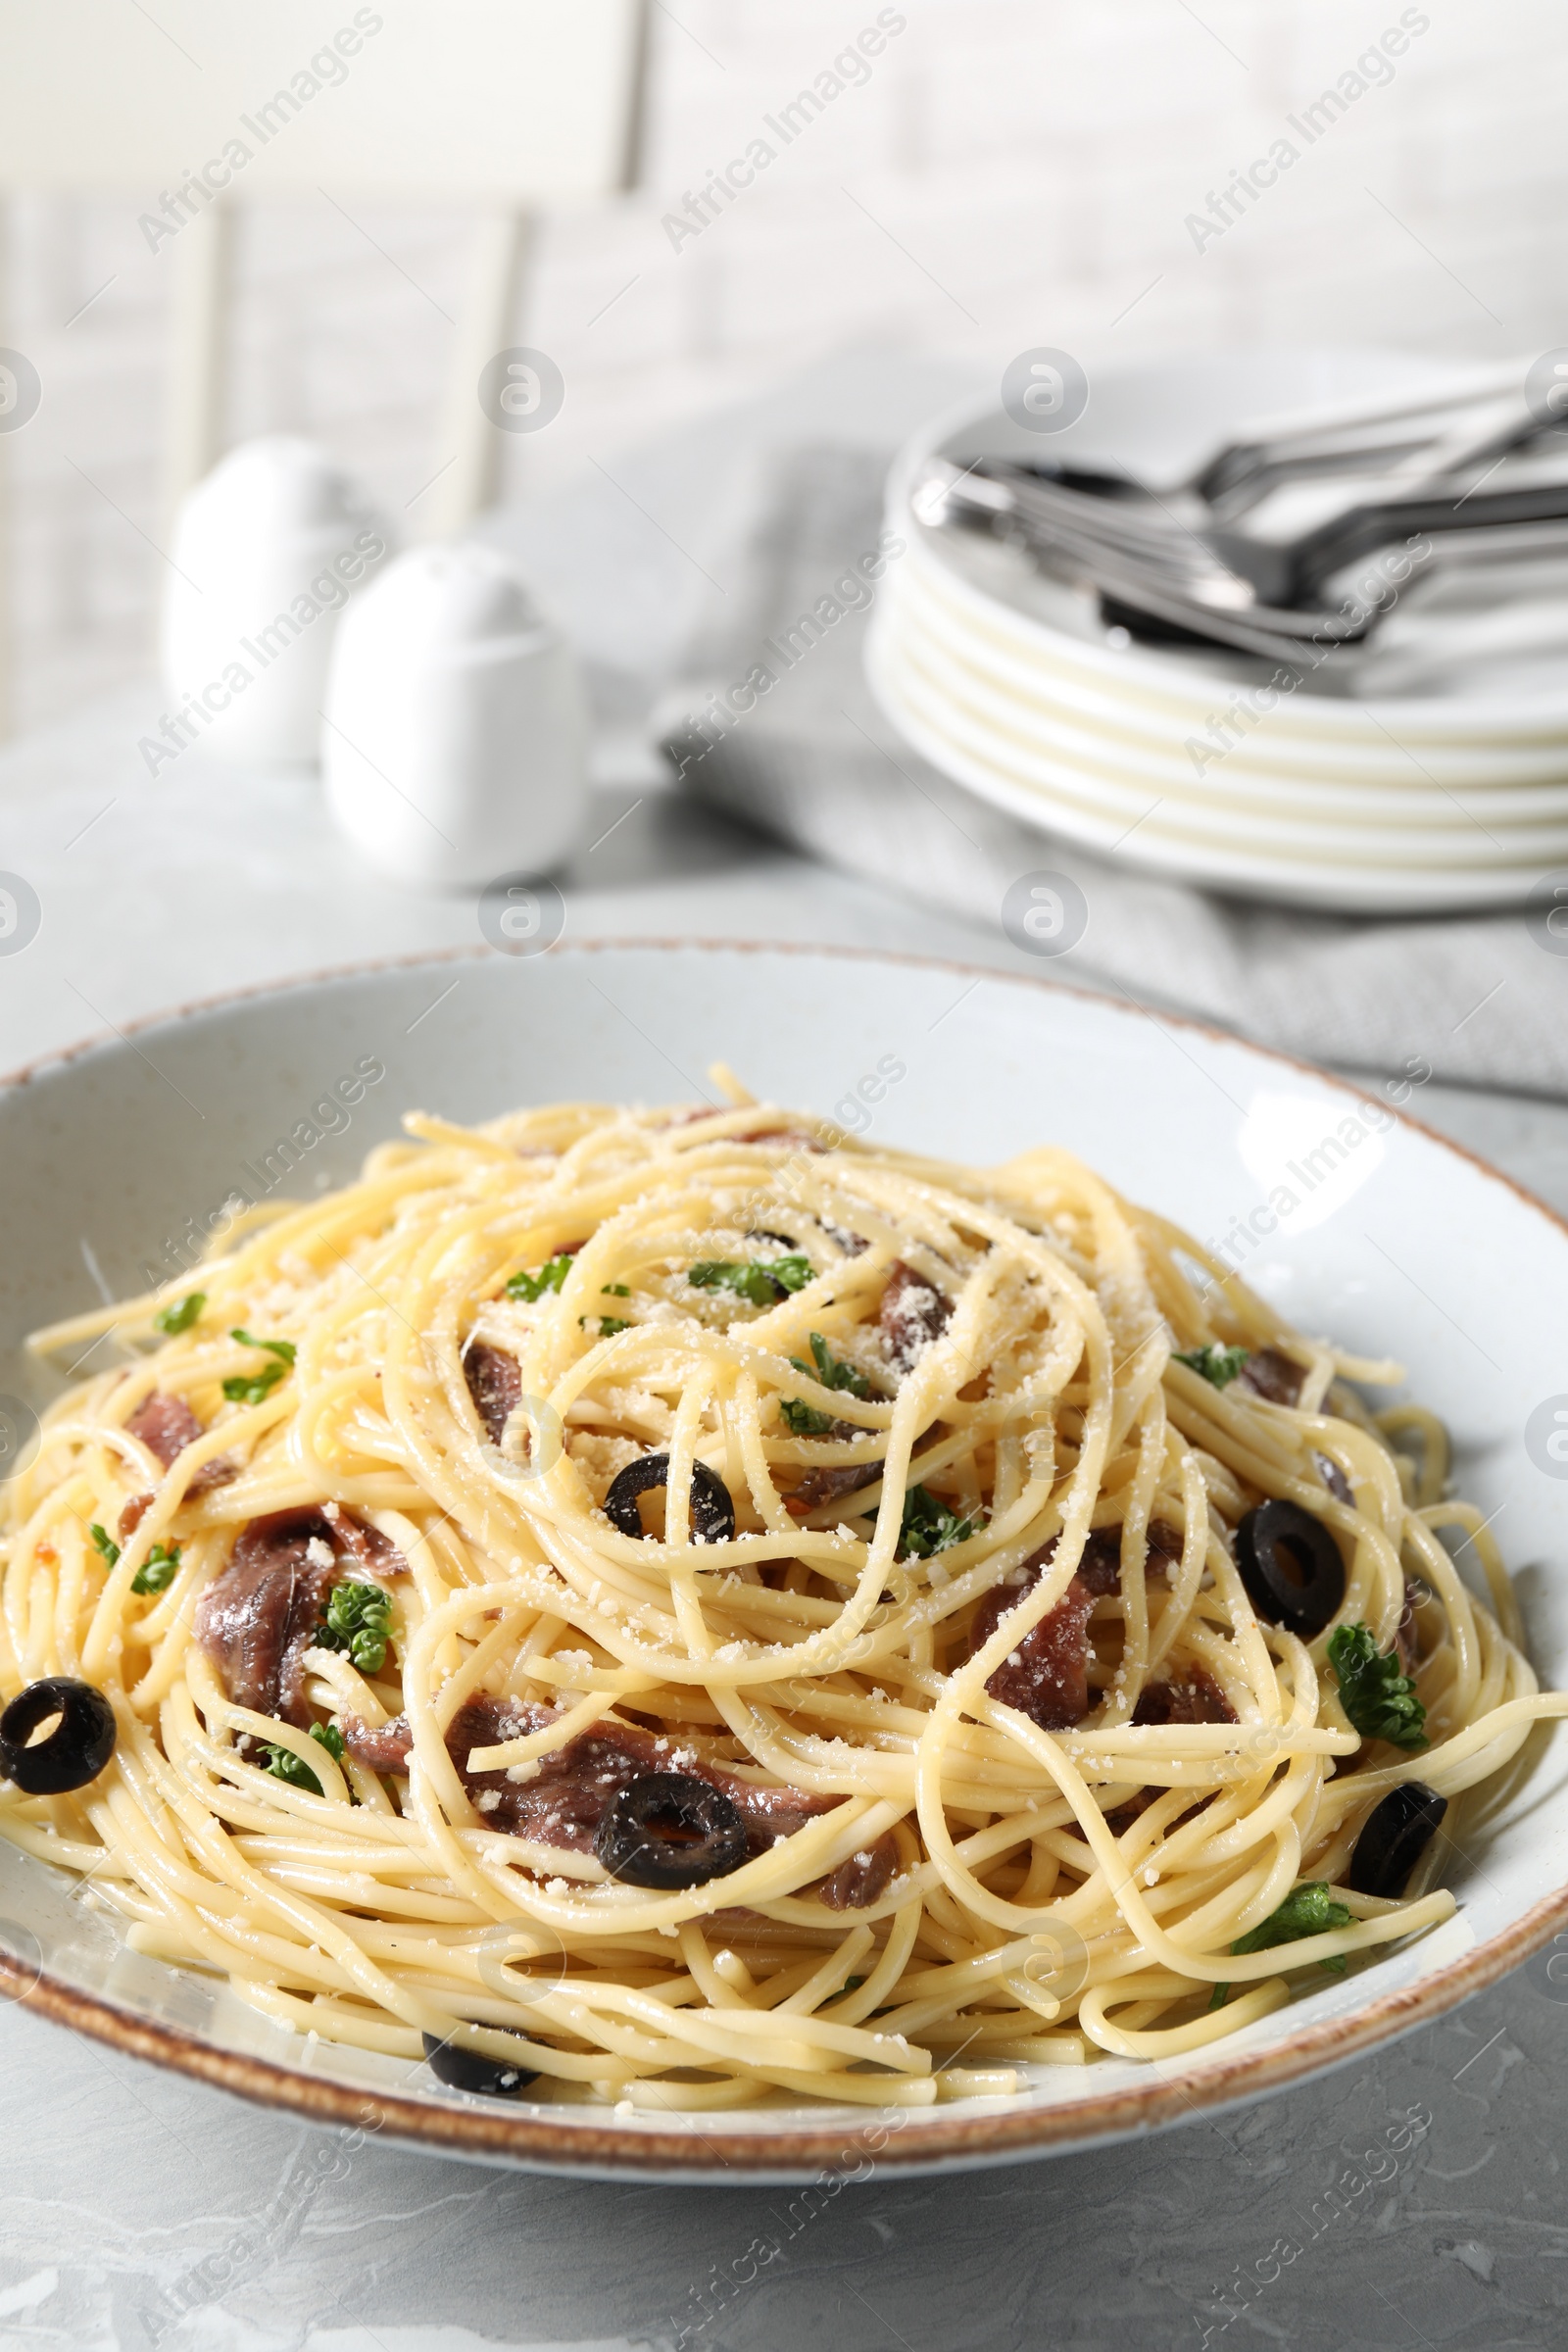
[0,0,647,731]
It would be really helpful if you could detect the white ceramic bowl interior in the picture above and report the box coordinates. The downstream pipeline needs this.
[2,945,1565,2180]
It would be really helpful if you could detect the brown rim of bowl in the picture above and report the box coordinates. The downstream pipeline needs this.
[2,934,1565,2180]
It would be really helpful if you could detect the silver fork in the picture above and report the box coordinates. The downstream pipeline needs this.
[914,454,1568,661]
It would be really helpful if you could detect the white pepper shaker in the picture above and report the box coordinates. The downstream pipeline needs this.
[162,436,389,767]
[321,542,589,888]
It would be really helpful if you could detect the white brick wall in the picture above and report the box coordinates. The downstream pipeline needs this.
[2,0,1560,732]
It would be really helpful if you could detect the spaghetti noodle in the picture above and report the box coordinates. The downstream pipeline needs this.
[3,1079,1561,2111]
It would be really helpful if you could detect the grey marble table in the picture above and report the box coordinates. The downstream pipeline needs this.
[3,685,1568,2352]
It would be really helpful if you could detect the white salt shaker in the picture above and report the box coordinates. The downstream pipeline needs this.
[162,435,390,768]
[321,543,589,888]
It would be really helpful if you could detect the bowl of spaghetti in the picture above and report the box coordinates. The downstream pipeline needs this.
[1,942,1565,2179]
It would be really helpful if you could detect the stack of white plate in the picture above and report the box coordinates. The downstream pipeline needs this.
[869,351,1568,913]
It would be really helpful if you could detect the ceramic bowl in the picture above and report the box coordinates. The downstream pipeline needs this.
[2,944,1565,2180]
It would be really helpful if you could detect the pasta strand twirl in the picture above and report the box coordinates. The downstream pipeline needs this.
[4,1091,1560,2108]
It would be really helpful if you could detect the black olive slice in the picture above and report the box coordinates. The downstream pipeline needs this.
[1348,1782,1447,1899]
[594,1771,750,1888]
[603,1452,736,1545]
[1234,1498,1346,1638]
[421,2029,537,2097]
[0,1677,117,1795]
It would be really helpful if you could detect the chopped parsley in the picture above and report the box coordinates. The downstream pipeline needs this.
[316,1581,394,1674]
[229,1328,296,1363]
[155,1291,206,1335]
[780,1396,836,1437]
[897,1484,980,1560]
[690,1255,813,1307]
[763,1254,813,1291]
[788,1331,873,1399]
[223,1329,296,1405]
[265,1720,347,1794]
[1328,1621,1427,1750]
[507,1253,573,1303]
[94,1520,183,1592]
[131,1542,181,1595]
[1231,1881,1352,1975]
[581,1314,631,1338]
[1173,1342,1249,1389]
[602,1283,630,1298]
[827,1974,868,2001]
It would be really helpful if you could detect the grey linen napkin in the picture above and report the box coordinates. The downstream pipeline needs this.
[660,447,1568,1098]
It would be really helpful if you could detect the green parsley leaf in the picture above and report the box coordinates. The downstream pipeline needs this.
[580,1314,631,1339]
[1328,1621,1428,1750]
[88,1522,121,1568]
[780,1396,835,1437]
[765,1255,813,1294]
[826,1974,868,2001]
[131,1542,181,1595]
[897,1484,979,1560]
[601,1283,630,1298]
[223,1329,296,1403]
[506,1253,573,1302]
[1173,1342,1250,1389]
[316,1581,394,1675]
[1231,1881,1352,1975]
[155,1291,206,1336]
[264,1720,347,1795]
[788,1331,873,1399]
[1207,1982,1230,2013]
[690,1255,812,1308]
[222,1360,287,1406]
[229,1327,296,1364]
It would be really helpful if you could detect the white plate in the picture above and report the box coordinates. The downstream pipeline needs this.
[868,634,1568,911]
[891,506,1568,750]
[893,355,1568,737]
[3,944,1567,2180]
[878,625,1568,857]
[890,548,1568,792]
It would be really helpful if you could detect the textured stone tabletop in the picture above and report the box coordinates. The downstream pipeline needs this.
[3,682,1568,2352]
